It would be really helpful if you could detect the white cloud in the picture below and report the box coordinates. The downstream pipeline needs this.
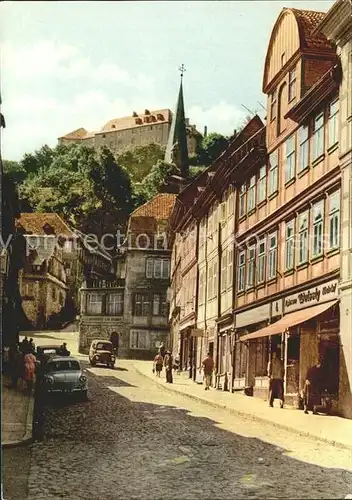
[188,102,247,137]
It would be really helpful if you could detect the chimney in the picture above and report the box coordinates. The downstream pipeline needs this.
[185,117,190,126]
[132,111,138,117]
[204,125,207,138]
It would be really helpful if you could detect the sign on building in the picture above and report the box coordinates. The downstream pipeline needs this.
[284,279,338,313]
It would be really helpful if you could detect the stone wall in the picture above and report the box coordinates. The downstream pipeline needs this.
[79,316,125,354]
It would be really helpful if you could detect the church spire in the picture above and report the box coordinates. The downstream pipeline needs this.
[165,65,189,179]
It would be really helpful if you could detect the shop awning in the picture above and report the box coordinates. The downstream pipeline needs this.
[238,300,338,342]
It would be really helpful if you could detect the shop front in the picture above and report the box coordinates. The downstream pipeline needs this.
[240,278,339,409]
[216,319,233,392]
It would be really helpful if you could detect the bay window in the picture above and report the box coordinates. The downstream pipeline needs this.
[152,294,167,316]
[298,212,308,264]
[312,113,324,162]
[268,232,277,280]
[268,151,278,195]
[285,135,295,183]
[312,201,324,257]
[146,258,170,279]
[238,252,245,292]
[87,293,103,315]
[134,293,151,317]
[257,238,266,284]
[106,292,124,315]
[258,165,267,203]
[285,220,295,270]
[328,100,339,148]
[247,246,255,288]
[329,190,340,250]
[299,125,309,172]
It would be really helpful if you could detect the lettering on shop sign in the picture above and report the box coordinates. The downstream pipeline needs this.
[284,280,338,313]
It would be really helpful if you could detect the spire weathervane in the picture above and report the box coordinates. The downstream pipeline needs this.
[179,64,186,79]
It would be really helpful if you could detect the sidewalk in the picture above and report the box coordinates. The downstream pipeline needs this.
[134,361,352,451]
[2,379,35,448]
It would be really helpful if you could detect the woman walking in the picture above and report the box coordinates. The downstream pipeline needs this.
[23,351,37,394]
[153,351,164,377]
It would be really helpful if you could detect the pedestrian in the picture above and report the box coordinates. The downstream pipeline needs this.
[303,356,324,415]
[153,350,164,377]
[21,336,29,354]
[10,345,23,389]
[59,343,70,356]
[23,351,37,394]
[110,331,119,356]
[164,350,173,383]
[267,351,284,408]
[202,352,214,390]
[29,338,36,354]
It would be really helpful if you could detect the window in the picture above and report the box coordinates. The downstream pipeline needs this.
[285,220,295,270]
[87,293,103,314]
[268,232,277,280]
[298,212,309,264]
[239,184,247,217]
[285,135,295,182]
[329,190,340,249]
[288,68,296,101]
[106,292,124,315]
[238,252,245,292]
[207,262,213,298]
[247,175,256,211]
[257,238,266,283]
[146,259,153,278]
[213,260,218,298]
[281,52,286,66]
[258,165,267,203]
[312,201,324,257]
[146,258,170,279]
[227,248,233,288]
[52,286,56,302]
[328,100,339,148]
[134,293,151,316]
[199,270,205,304]
[299,125,309,172]
[221,251,227,292]
[268,151,278,195]
[312,113,324,162]
[130,330,150,349]
[270,90,277,121]
[247,246,255,288]
[152,294,167,316]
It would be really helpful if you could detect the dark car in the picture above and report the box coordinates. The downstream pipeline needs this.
[89,340,116,368]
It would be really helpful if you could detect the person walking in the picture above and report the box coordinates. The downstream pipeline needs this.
[28,338,36,354]
[164,351,173,383]
[23,351,37,394]
[153,351,164,377]
[21,336,29,354]
[267,351,285,408]
[10,345,23,389]
[110,331,119,356]
[202,352,214,390]
[303,356,324,415]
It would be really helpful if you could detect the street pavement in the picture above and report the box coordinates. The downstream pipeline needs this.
[3,358,352,500]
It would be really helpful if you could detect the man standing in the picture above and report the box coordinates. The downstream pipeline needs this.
[267,351,284,408]
[164,351,173,383]
[303,356,324,415]
[110,331,119,355]
[202,352,214,390]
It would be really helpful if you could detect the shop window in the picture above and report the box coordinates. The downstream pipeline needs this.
[312,113,324,162]
[247,246,255,288]
[221,250,227,292]
[106,292,124,316]
[285,220,295,270]
[87,293,103,315]
[268,150,278,195]
[239,184,247,217]
[288,67,296,101]
[227,248,233,288]
[134,293,151,317]
[328,100,339,148]
[255,339,269,376]
[285,135,295,183]
[234,339,248,379]
[298,211,309,264]
[268,231,277,280]
[257,238,266,284]
[298,125,309,172]
[270,89,277,121]
[257,165,266,203]
[329,190,340,250]
[247,175,256,212]
[312,201,324,257]
[237,252,245,292]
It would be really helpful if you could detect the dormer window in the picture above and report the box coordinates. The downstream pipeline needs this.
[270,90,277,121]
[111,124,116,129]
[43,223,55,235]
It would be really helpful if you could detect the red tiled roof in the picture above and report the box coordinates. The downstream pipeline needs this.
[130,193,176,220]
[291,9,335,51]
[16,213,74,237]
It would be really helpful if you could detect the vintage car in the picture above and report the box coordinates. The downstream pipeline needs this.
[89,340,116,368]
[41,356,88,400]
[36,345,62,364]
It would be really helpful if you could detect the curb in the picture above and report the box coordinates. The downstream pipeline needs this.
[135,365,351,452]
[2,389,35,449]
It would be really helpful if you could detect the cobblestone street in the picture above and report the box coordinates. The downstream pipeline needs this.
[3,360,352,500]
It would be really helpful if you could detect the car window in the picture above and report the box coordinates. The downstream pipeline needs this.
[96,343,112,351]
[47,360,80,372]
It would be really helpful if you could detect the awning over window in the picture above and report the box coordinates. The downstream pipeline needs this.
[238,300,338,342]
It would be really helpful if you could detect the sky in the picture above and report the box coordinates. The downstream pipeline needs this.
[0,0,334,161]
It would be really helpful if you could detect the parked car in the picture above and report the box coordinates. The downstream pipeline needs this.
[89,340,116,368]
[41,356,88,400]
[36,345,62,364]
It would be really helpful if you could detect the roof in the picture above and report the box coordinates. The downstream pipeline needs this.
[58,127,90,140]
[101,109,172,133]
[130,193,176,220]
[290,8,334,51]
[17,213,74,237]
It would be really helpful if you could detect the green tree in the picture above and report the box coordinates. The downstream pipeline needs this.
[116,143,165,182]
[196,133,229,167]
[21,144,56,176]
[3,160,26,185]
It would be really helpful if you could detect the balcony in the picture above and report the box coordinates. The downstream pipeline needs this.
[83,278,125,290]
